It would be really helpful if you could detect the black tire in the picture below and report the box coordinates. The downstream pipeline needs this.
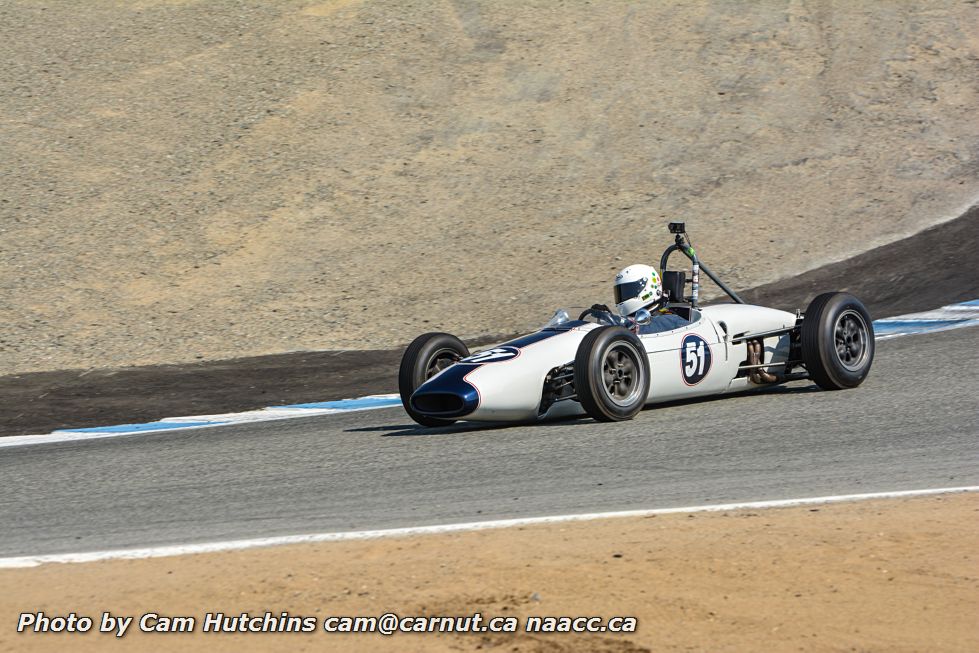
[801,292,875,390]
[573,327,651,422]
[399,332,470,427]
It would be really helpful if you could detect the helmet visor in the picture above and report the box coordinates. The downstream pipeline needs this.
[614,278,647,304]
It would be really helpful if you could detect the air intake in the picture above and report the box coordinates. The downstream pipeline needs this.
[411,392,466,415]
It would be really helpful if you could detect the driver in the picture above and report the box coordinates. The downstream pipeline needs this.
[613,264,688,334]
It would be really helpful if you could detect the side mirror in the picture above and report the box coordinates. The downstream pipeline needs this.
[633,308,652,326]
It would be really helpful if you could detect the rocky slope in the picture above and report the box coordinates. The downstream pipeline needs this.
[1,0,976,373]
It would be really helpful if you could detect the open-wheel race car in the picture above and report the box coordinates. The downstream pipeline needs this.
[399,222,875,426]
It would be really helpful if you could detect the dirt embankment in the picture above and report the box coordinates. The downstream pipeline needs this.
[2,493,976,652]
[2,0,977,375]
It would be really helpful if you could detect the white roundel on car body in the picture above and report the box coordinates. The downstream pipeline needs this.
[680,333,712,385]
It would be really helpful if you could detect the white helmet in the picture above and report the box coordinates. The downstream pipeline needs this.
[614,264,662,316]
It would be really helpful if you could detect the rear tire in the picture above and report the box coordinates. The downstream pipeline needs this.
[574,327,651,422]
[399,333,470,427]
[801,292,874,390]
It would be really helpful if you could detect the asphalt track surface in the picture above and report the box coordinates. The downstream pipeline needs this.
[2,327,977,559]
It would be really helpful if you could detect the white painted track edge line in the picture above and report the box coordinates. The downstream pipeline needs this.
[2,486,976,568]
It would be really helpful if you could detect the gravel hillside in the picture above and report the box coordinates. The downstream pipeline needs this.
[1,0,977,373]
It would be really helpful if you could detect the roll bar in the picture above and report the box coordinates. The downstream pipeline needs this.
[660,223,744,308]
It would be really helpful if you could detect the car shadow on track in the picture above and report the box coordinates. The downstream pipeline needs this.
[648,382,822,411]
[346,382,823,437]
[346,421,543,437]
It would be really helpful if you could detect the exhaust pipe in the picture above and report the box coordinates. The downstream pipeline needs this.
[747,339,777,384]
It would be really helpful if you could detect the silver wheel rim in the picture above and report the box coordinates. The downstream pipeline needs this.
[602,342,644,406]
[834,310,869,371]
[426,348,459,379]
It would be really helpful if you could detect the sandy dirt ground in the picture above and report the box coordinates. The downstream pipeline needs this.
[1,0,977,374]
[2,493,976,652]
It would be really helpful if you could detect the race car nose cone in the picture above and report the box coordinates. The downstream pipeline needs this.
[410,364,480,418]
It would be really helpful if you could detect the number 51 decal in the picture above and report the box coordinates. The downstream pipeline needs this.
[680,334,712,385]
[462,346,520,364]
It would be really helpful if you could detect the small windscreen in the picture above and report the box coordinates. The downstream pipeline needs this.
[614,278,647,304]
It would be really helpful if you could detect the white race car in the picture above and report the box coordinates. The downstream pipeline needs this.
[400,223,875,426]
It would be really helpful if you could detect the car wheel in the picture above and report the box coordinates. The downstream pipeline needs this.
[574,326,651,422]
[801,292,875,390]
[399,332,470,427]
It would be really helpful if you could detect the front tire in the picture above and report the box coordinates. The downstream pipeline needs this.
[574,327,651,422]
[801,292,874,390]
[399,332,470,427]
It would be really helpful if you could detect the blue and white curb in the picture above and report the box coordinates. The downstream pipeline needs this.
[873,299,979,339]
[2,300,976,448]
[0,395,401,448]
